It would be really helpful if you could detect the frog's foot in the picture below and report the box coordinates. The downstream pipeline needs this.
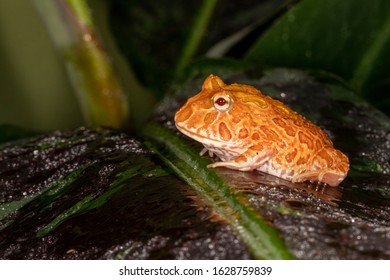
[319,169,348,186]
[292,148,349,187]
[207,148,273,171]
[292,169,347,187]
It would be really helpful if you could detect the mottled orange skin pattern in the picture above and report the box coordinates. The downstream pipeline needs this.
[175,74,349,186]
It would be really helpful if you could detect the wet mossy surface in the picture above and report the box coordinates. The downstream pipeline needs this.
[1,69,390,259]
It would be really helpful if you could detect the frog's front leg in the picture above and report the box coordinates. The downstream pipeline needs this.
[207,146,273,171]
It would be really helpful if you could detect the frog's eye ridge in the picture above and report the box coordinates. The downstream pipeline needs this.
[212,94,233,112]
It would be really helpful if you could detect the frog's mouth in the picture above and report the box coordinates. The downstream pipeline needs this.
[175,122,241,149]
[175,122,221,144]
[175,122,245,161]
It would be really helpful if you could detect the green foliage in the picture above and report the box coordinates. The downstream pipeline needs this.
[246,0,390,114]
[2,0,390,260]
[36,165,144,237]
[143,123,294,259]
[0,165,88,229]
[110,0,390,117]
[110,0,287,97]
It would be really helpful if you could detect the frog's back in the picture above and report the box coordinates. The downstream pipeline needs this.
[229,85,333,148]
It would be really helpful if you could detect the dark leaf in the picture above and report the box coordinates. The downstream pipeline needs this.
[109,0,288,95]
[245,0,390,115]
[0,127,249,259]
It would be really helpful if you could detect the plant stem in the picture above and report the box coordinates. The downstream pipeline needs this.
[175,0,218,75]
[34,0,130,130]
[65,0,93,28]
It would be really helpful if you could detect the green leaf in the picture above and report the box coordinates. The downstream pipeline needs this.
[143,123,294,260]
[110,0,288,95]
[175,0,218,74]
[0,127,256,259]
[110,0,201,96]
[245,0,390,112]
[0,166,87,223]
[36,165,143,237]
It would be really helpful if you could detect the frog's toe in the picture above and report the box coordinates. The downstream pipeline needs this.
[318,171,346,187]
[207,160,254,171]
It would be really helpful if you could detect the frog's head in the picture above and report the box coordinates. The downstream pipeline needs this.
[174,74,260,147]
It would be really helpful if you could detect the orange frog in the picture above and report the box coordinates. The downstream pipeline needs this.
[174,74,349,186]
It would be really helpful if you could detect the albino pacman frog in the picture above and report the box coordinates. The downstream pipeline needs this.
[174,74,349,187]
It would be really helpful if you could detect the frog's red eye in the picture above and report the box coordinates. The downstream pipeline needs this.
[212,94,233,112]
[215,97,227,106]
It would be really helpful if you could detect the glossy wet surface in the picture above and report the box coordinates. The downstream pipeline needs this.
[0,127,249,259]
[1,69,389,259]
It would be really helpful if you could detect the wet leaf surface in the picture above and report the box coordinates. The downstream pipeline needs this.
[1,68,390,259]
[0,127,249,259]
[143,123,293,259]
